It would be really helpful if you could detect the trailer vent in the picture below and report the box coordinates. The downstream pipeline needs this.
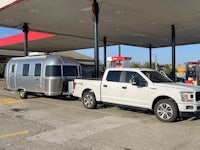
[28,52,47,56]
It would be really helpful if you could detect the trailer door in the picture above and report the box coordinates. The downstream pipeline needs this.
[9,64,16,90]
[34,63,42,92]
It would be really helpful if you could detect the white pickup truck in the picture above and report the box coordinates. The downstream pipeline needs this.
[73,68,200,122]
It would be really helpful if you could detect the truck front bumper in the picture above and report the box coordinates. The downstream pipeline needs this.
[178,103,200,112]
[178,103,200,117]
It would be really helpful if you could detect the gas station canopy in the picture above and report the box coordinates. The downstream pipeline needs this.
[1,0,200,52]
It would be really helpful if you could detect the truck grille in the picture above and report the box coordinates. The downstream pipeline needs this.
[196,92,200,102]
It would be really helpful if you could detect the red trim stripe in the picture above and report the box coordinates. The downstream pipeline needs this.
[0,0,23,11]
[0,31,55,47]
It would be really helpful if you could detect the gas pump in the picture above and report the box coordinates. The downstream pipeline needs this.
[107,56,131,68]
[185,62,200,85]
[196,61,200,86]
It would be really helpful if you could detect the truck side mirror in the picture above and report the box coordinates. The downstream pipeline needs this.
[140,81,148,87]
[131,77,147,87]
[131,77,138,85]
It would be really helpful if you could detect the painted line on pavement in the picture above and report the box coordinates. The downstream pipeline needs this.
[0,130,29,138]
[0,98,24,105]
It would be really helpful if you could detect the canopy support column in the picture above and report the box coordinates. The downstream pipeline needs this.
[22,23,29,56]
[92,0,99,78]
[149,44,152,69]
[171,25,176,81]
[92,0,99,77]
[118,45,121,56]
[103,36,107,70]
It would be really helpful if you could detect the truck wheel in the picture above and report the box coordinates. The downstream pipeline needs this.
[82,92,97,109]
[19,89,28,99]
[154,99,178,122]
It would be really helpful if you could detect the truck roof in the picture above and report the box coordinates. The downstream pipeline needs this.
[107,68,156,72]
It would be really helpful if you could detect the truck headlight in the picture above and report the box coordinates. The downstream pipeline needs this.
[181,92,194,102]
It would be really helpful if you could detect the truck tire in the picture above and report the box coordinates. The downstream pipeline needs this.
[82,92,97,109]
[19,89,28,99]
[154,99,178,122]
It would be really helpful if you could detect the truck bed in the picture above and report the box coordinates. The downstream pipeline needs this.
[73,78,102,100]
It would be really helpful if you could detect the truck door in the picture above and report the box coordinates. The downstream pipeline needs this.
[120,71,150,108]
[9,64,16,90]
[101,71,122,103]
[34,63,42,92]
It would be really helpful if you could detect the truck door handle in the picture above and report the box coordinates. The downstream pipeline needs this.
[103,85,108,87]
[122,86,127,89]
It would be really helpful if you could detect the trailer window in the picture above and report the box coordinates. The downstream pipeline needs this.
[34,64,41,76]
[22,64,30,76]
[63,66,78,76]
[46,65,61,77]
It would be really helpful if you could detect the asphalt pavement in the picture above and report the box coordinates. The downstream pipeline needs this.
[0,80,200,150]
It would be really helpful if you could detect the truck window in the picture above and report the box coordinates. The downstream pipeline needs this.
[142,71,172,83]
[124,71,145,83]
[46,65,61,77]
[106,71,122,82]
[63,66,78,76]
[22,64,30,76]
[34,64,41,76]
[11,65,15,73]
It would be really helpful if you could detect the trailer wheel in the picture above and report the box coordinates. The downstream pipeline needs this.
[19,89,28,99]
[82,92,97,109]
[154,99,178,122]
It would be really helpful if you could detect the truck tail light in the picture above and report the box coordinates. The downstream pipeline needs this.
[73,82,76,89]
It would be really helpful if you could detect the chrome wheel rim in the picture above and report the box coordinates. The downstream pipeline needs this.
[157,103,173,120]
[84,94,93,108]
[19,90,25,97]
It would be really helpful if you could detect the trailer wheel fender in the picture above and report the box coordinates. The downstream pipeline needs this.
[19,89,28,99]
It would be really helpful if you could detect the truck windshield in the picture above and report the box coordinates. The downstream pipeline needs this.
[142,71,172,83]
[63,65,78,76]
[46,65,61,77]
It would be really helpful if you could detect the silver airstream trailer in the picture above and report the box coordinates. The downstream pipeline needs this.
[4,53,82,99]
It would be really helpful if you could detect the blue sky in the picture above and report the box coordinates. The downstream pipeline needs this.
[0,27,22,38]
[1,26,200,65]
[76,44,200,65]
